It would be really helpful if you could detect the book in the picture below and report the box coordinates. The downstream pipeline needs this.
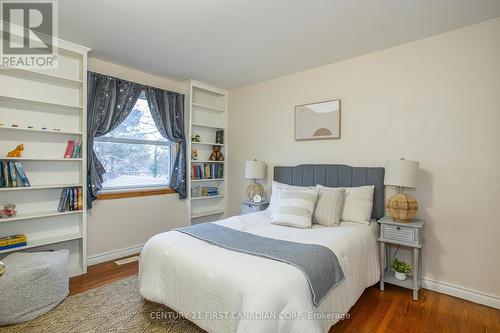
[57,188,69,212]
[8,161,18,187]
[0,234,27,248]
[0,242,27,251]
[64,140,75,158]
[73,188,78,210]
[0,162,3,187]
[77,187,83,210]
[68,188,73,211]
[14,162,30,187]
[2,161,10,187]
[72,141,81,158]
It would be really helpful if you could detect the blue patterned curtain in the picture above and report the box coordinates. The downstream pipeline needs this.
[145,87,187,199]
[86,72,144,208]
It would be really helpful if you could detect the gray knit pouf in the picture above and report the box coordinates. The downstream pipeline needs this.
[0,250,70,326]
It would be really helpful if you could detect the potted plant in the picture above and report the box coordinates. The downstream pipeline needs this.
[391,258,411,281]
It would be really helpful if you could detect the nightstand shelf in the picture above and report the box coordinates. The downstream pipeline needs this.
[378,216,424,301]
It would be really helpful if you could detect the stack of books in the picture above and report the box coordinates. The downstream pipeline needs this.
[57,187,83,212]
[0,160,30,187]
[201,186,219,197]
[64,140,82,158]
[191,163,223,180]
[0,234,27,251]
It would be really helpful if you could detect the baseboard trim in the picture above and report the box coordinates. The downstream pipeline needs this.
[87,244,144,266]
[422,278,500,309]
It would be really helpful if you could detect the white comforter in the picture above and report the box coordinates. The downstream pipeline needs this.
[139,211,380,333]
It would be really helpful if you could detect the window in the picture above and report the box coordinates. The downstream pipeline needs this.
[94,92,174,191]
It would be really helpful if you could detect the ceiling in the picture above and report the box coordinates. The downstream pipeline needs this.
[59,0,500,89]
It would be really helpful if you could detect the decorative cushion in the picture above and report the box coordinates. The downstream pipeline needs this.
[268,181,315,215]
[272,188,319,228]
[0,250,69,326]
[313,187,345,227]
[318,185,374,225]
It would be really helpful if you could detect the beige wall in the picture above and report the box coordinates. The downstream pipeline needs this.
[86,58,189,258]
[228,18,500,298]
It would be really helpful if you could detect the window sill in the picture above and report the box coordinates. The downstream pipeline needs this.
[96,187,176,200]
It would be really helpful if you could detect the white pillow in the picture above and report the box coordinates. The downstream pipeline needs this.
[318,185,374,225]
[272,188,319,229]
[313,187,345,227]
[268,181,315,214]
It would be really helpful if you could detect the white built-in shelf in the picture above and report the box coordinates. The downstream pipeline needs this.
[192,103,225,113]
[0,210,83,223]
[0,66,83,86]
[191,142,225,147]
[191,123,225,130]
[191,209,225,219]
[187,80,227,223]
[0,232,83,254]
[191,160,224,164]
[0,184,83,192]
[2,157,83,161]
[190,195,224,201]
[0,95,83,112]
[0,126,82,136]
[0,36,89,276]
[191,178,224,182]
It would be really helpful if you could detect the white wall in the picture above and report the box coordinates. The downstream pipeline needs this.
[86,58,189,259]
[227,18,500,301]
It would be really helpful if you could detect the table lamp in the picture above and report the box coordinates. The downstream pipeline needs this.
[384,158,419,222]
[245,159,266,202]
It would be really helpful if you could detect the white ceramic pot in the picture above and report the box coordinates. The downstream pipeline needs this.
[395,271,407,281]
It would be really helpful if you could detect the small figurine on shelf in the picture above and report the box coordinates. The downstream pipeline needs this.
[215,130,224,144]
[191,134,201,142]
[7,144,24,157]
[191,149,198,160]
[209,146,224,161]
[0,204,17,218]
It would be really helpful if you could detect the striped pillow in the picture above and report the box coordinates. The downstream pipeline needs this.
[313,187,345,227]
[272,188,319,228]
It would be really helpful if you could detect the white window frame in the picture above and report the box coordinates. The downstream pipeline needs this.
[94,127,176,194]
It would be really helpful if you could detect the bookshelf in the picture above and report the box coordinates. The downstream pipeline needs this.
[185,80,228,224]
[0,36,90,276]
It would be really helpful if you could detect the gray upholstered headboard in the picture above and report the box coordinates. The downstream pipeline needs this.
[273,164,385,219]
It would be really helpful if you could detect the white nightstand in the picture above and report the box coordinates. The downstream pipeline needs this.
[377,216,424,301]
[241,201,269,215]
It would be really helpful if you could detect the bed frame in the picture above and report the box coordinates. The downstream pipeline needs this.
[273,164,385,219]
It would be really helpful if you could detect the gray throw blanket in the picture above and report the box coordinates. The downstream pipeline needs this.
[175,223,345,306]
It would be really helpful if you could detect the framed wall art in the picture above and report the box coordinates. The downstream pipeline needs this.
[294,99,341,140]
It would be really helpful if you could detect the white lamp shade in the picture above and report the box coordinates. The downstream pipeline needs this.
[245,160,266,179]
[384,159,419,189]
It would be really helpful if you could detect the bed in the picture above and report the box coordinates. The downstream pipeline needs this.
[139,164,385,333]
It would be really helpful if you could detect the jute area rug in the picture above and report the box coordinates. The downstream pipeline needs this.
[0,275,205,333]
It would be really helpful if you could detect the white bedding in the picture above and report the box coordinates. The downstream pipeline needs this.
[139,211,380,333]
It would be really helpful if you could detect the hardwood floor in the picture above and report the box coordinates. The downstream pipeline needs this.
[70,256,500,333]
[69,255,139,295]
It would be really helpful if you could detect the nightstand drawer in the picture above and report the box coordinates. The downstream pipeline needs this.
[382,224,416,244]
[241,201,269,215]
